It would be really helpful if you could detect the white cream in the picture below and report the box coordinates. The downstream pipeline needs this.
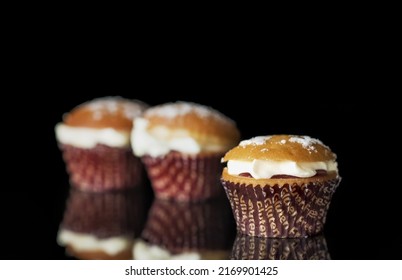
[131,118,223,157]
[227,159,338,179]
[133,239,200,260]
[55,123,130,149]
[57,229,132,255]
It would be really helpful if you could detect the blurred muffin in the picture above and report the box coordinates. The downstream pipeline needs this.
[221,135,341,238]
[134,197,235,259]
[55,97,148,192]
[132,101,240,201]
[57,188,147,259]
[231,233,330,260]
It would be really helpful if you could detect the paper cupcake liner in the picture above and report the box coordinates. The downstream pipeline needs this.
[60,144,143,192]
[221,177,341,238]
[60,188,146,238]
[141,152,223,201]
[230,233,330,260]
[141,198,234,254]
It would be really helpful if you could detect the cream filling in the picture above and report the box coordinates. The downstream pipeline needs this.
[57,229,132,255]
[133,239,200,260]
[55,123,130,149]
[227,159,338,179]
[131,118,224,157]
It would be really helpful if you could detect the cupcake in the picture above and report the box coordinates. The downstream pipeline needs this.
[57,188,147,259]
[231,233,330,260]
[134,197,235,259]
[131,101,240,201]
[221,135,341,238]
[55,97,148,192]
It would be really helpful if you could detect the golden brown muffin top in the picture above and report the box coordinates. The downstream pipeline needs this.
[63,97,148,131]
[143,101,240,150]
[223,135,336,162]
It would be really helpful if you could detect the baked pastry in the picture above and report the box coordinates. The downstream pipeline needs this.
[57,188,146,259]
[230,234,330,260]
[133,197,234,259]
[131,101,240,201]
[221,135,341,238]
[55,97,148,192]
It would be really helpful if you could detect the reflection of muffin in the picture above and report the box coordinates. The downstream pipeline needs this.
[134,197,235,259]
[231,233,330,260]
[132,101,240,201]
[55,97,148,192]
[57,188,147,259]
[221,135,341,238]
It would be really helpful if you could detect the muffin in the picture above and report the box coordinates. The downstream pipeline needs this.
[131,101,240,201]
[221,135,341,238]
[231,234,330,260]
[55,97,148,192]
[134,197,235,259]
[57,188,147,259]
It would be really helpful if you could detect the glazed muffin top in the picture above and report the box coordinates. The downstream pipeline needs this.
[55,97,148,149]
[223,135,336,162]
[63,97,148,131]
[132,102,240,157]
[222,135,339,183]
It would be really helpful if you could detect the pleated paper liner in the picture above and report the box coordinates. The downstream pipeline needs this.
[139,197,235,259]
[221,171,341,238]
[230,233,330,260]
[58,188,148,259]
[60,143,143,192]
[141,152,223,201]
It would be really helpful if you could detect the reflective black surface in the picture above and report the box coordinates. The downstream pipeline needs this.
[53,180,400,260]
[231,234,330,260]
[57,186,236,260]
[56,185,333,260]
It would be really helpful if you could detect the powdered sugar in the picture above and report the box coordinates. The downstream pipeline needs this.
[288,135,327,152]
[240,136,272,147]
[93,111,103,120]
[239,135,328,154]
[145,101,235,124]
[86,97,147,120]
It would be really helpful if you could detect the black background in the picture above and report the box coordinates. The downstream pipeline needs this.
[1,64,400,260]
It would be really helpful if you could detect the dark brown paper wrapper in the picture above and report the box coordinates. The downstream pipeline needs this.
[60,144,143,192]
[141,197,234,254]
[60,188,146,238]
[221,177,341,238]
[230,233,330,260]
[142,152,223,201]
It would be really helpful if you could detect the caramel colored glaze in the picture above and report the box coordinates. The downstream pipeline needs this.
[223,135,336,162]
[145,112,240,150]
[64,98,147,130]
[66,245,133,260]
[222,168,338,187]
